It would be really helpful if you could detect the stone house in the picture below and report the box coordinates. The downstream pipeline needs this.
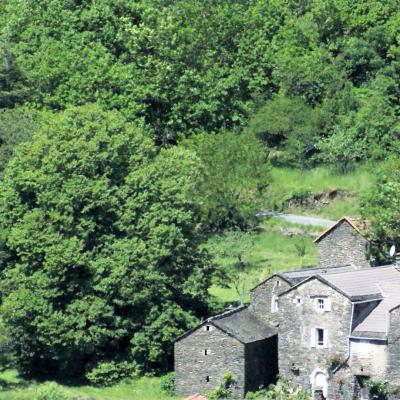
[175,216,400,399]
[278,265,400,399]
[314,216,370,268]
[174,306,278,398]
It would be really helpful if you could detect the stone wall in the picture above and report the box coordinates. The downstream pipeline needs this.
[175,323,245,398]
[387,306,400,386]
[316,221,369,268]
[245,336,278,393]
[250,275,291,326]
[278,278,353,398]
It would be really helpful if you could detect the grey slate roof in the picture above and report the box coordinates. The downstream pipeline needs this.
[278,264,361,285]
[322,265,400,299]
[209,306,277,343]
[351,281,400,337]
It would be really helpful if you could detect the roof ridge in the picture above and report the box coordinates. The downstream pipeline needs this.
[314,215,366,243]
[208,305,247,322]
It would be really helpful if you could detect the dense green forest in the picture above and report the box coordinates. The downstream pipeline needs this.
[0,0,399,391]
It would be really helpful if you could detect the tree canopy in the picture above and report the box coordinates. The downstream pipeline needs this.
[0,105,212,376]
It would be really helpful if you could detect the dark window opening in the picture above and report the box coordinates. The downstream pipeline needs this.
[316,328,324,346]
[206,325,211,331]
[206,376,210,382]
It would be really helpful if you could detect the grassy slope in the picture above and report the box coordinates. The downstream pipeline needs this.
[209,219,319,303]
[267,164,376,219]
[0,370,179,400]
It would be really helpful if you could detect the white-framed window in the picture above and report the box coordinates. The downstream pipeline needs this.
[203,349,211,356]
[296,296,302,305]
[276,280,281,287]
[311,328,328,348]
[314,297,331,311]
[271,295,279,313]
[204,325,213,332]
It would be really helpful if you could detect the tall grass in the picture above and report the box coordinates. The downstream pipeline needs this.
[265,164,377,219]
[0,370,180,400]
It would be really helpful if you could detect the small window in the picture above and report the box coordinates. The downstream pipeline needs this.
[296,296,302,305]
[318,298,325,309]
[316,328,325,347]
[276,280,281,287]
[206,376,210,382]
[204,325,212,332]
[203,349,211,356]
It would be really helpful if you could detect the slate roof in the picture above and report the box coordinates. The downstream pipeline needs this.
[209,306,277,343]
[322,265,400,299]
[279,264,361,285]
[351,281,400,338]
[250,264,361,292]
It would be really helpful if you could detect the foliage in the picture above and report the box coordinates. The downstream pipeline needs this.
[35,382,71,400]
[0,104,212,377]
[361,158,400,263]
[207,372,237,400]
[184,131,269,232]
[294,238,308,268]
[246,377,310,399]
[0,108,37,175]
[0,34,29,108]
[317,128,366,174]
[248,97,323,168]
[2,0,400,169]
[207,230,257,304]
[364,378,390,399]
[85,361,136,387]
[2,0,286,141]
[160,372,175,396]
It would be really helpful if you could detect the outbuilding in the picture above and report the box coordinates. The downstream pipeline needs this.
[174,306,278,398]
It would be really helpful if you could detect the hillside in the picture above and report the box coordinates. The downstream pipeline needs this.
[0,0,398,398]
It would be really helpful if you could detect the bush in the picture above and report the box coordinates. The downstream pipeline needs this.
[35,382,71,400]
[183,131,270,232]
[207,372,237,400]
[245,377,310,400]
[85,361,136,387]
[161,372,175,395]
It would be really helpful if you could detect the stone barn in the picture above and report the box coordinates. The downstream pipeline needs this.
[174,306,278,398]
[314,216,370,268]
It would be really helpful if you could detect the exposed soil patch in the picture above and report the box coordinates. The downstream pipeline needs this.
[285,189,356,209]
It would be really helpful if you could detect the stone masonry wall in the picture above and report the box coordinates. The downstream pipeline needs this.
[317,221,369,268]
[175,324,245,398]
[278,279,352,398]
[387,306,400,387]
[250,276,291,326]
[245,336,278,393]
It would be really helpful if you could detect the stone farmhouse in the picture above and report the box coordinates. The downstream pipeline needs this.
[175,216,400,399]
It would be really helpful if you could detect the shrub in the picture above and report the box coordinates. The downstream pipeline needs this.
[207,372,237,400]
[161,372,175,395]
[245,377,310,400]
[35,382,71,400]
[85,361,136,387]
